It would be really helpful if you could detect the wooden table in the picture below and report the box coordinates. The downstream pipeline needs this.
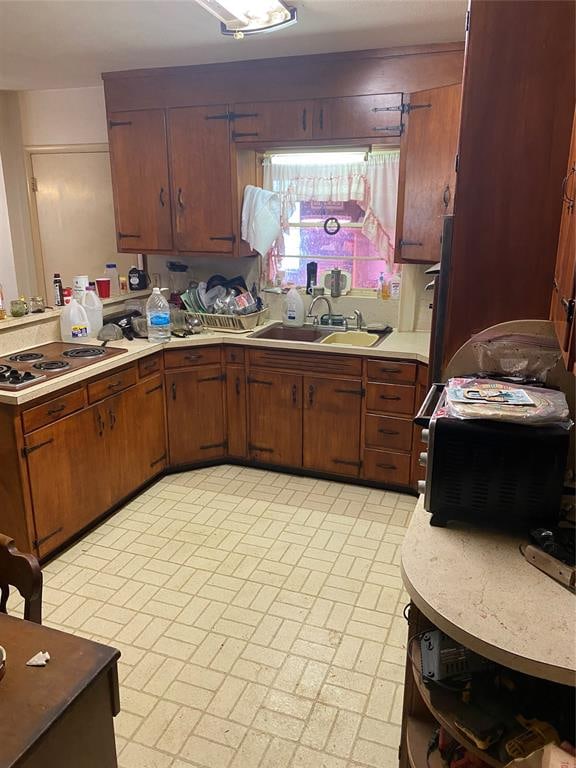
[0,613,120,768]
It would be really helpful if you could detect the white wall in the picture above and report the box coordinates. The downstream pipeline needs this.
[0,154,18,303]
[19,86,108,146]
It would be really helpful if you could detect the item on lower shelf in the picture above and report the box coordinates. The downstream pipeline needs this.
[504,717,560,760]
[420,630,494,685]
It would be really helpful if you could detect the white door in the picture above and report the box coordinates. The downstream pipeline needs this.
[30,150,133,302]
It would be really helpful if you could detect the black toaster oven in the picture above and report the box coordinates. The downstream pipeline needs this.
[415,385,569,529]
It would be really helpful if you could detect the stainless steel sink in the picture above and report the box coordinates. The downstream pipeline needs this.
[249,323,334,342]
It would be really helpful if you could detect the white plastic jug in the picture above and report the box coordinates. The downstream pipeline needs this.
[82,287,103,337]
[282,287,305,327]
[60,298,91,341]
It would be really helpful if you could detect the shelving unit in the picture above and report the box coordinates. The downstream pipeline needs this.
[406,716,443,768]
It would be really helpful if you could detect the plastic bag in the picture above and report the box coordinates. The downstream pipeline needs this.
[440,377,573,429]
[470,332,561,383]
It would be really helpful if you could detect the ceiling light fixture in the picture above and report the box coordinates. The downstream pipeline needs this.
[194,0,297,38]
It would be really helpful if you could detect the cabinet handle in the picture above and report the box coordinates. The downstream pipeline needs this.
[376,462,397,470]
[235,376,241,396]
[198,374,225,383]
[378,428,400,436]
[562,165,575,210]
[96,410,105,437]
[442,185,451,209]
[108,408,116,430]
[334,388,364,396]
[47,404,66,416]
[249,443,273,453]
[292,384,298,406]
[379,367,401,373]
[332,459,362,468]
[118,231,140,239]
[308,384,315,407]
[199,441,227,450]
[145,383,163,394]
[209,235,236,243]
[232,131,259,140]
[177,188,184,209]
[184,354,200,361]
[159,187,166,208]
[302,108,307,132]
[21,438,54,457]
[319,107,324,131]
[107,380,123,390]
[109,119,132,128]
[247,377,272,385]
[150,453,167,468]
[171,382,177,401]
[561,297,575,322]
[379,395,401,400]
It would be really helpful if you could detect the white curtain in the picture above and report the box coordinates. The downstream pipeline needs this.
[263,150,400,267]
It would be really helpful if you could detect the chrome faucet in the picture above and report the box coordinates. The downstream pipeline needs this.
[307,295,333,326]
[349,309,364,330]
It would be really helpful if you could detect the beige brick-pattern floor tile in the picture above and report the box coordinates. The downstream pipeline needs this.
[41,465,415,768]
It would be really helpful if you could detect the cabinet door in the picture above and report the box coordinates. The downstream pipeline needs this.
[315,94,403,140]
[551,107,576,368]
[395,84,461,263]
[24,405,108,558]
[303,377,362,477]
[168,106,235,253]
[411,364,429,490]
[247,370,302,467]
[226,365,247,459]
[232,101,314,143]
[108,110,173,251]
[119,376,167,489]
[166,366,226,465]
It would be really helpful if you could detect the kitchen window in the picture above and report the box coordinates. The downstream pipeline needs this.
[263,150,400,291]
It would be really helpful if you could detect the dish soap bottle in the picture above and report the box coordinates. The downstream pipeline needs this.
[60,297,90,341]
[146,287,171,343]
[282,287,305,327]
[378,272,390,300]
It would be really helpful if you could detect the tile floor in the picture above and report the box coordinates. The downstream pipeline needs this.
[36,465,416,768]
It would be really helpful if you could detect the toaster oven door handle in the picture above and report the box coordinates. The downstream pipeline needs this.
[414,383,445,427]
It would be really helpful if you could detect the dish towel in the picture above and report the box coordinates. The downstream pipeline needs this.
[241,185,282,255]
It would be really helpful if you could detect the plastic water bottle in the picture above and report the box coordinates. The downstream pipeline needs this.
[82,286,103,337]
[146,287,171,343]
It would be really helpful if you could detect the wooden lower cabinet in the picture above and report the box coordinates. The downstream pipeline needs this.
[226,366,247,459]
[122,375,167,486]
[410,364,429,489]
[25,404,110,558]
[247,370,302,467]
[165,366,226,466]
[303,376,363,477]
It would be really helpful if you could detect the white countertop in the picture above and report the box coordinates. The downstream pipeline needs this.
[0,326,430,406]
[401,497,576,685]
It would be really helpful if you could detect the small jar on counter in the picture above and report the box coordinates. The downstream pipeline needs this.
[10,298,28,317]
[28,296,45,313]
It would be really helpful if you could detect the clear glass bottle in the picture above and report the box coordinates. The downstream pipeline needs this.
[104,263,120,296]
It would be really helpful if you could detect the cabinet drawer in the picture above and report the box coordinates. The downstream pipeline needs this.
[22,388,87,433]
[224,347,245,365]
[366,360,417,384]
[248,349,361,377]
[165,347,221,369]
[138,352,163,378]
[364,414,412,452]
[363,449,411,486]
[366,383,415,416]
[88,366,137,403]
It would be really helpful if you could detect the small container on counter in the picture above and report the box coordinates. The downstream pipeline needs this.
[63,287,73,306]
[28,296,45,314]
[0,283,5,320]
[119,276,128,294]
[10,298,28,317]
[53,273,64,306]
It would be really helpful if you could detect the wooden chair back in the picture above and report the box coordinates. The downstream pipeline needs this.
[0,534,43,624]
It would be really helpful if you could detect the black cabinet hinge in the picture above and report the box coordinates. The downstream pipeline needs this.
[109,120,132,128]
[199,441,227,451]
[399,239,423,248]
[150,453,167,468]
[402,102,432,114]
[455,153,460,173]
[22,438,54,457]
[205,111,259,122]
[465,8,471,32]
[334,388,365,397]
[232,131,260,140]
[33,526,63,548]
[371,125,403,134]
[198,374,226,383]
[209,235,236,243]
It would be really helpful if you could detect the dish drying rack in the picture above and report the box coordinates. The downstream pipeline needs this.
[186,307,270,333]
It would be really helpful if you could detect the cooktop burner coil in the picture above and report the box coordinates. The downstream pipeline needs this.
[8,352,44,362]
[62,347,106,359]
[33,360,71,371]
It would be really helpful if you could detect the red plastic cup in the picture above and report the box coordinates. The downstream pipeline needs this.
[95,278,111,299]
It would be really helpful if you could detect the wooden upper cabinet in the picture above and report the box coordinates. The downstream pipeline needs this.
[107,109,173,252]
[315,94,403,140]
[168,106,235,253]
[395,84,461,264]
[551,106,576,370]
[231,100,315,143]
